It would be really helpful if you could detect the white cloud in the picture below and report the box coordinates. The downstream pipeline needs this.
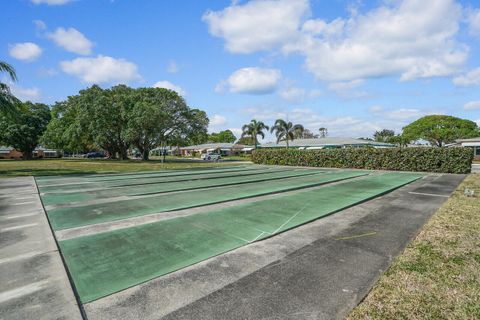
[384,108,422,120]
[279,86,306,104]
[327,79,368,98]
[369,105,384,113]
[309,89,322,98]
[31,0,73,4]
[205,0,468,83]
[8,42,42,62]
[10,85,42,102]
[203,0,309,54]
[48,27,93,55]
[464,101,480,110]
[468,8,480,36]
[453,68,480,86]
[224,67,281,94]
[153,81,186,96]
[229,128,243,137]
[61,55,141,84]
[33,20,47,30]
[167,60,179,74]
[476,119,480,126]
[210,114,227,126]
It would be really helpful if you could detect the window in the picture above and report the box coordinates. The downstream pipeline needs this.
[476,146,480,156]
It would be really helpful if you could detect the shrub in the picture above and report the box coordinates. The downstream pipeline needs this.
[252,147,473,174]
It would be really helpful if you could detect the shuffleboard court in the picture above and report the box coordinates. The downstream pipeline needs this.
[59,172,422,303]
[38,166,292,194]
[35,165,262,187]
[45,170,366,230]
[40,168,326,206]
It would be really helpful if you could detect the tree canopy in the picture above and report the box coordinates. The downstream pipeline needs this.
[208,130,236,143]
[0,61,19,115]
[0,102,51,159]
[241,119,269,148]
[270,119,304,148]
[402,115,479,147]
[373,129,395,142]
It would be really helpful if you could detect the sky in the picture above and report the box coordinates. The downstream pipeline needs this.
[2,0,480,142]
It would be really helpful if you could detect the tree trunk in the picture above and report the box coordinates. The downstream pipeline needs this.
[23,149,33,160]
[286,139,289,149]
[142,149,149,161]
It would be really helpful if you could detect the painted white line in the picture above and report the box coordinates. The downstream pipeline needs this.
[0,280,49,303]
[408,191,449,198]
[1,223,38,232]
[11,201,34,206]
[0,251,46,265]
[271,202,310,235]
[2,212,39,220]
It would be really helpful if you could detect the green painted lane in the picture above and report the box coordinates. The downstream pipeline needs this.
[47,171,367,230]
[59,172,422,303]
[35,165,257,187]
[41,168,325,206]
[37,166,269,192]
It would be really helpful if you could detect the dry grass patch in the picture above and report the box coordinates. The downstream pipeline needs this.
[348,174,480,320]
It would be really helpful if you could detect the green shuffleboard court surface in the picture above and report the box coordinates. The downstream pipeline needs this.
[37,166,276,194]
[40,168,324,206]
[46,170,367,230]
[36,165,259,188]
[59,172,422,303]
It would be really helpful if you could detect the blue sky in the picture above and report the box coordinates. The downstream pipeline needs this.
[2,0,480,141]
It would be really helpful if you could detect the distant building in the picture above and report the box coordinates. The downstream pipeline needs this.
[180,143,251,157]
[0,146,61,159]
[260,137,394,149]
[456,137,480,160]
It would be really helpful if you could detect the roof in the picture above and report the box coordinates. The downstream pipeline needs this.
[181,143,245,150]
[0,146,14,151]
[260,137,394,148]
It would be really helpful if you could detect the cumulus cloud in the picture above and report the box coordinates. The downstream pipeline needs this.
[10,85,42,102]
[48,27,93,55]
[8,42,42,62]
[209,114,228,126]
[453,68,480,86]
[153,81,186,96]
[464,101,480,110]
[31,0,73,5]
[468,8,480,36]
[204,0,468,83]
[279,86,306,104]
[203,0,309,53]
[61,55,141,84]
[222,67,281,94]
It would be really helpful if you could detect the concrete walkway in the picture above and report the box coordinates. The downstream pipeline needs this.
[0,177,82,320]
[472,164,480,173]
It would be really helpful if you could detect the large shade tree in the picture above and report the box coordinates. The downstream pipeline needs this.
[208,130,237,143]
[241,119,269,148]
[0,61,19,114]
[402,115,479,147]
[270,119,304,148]
[0,102,51,159]
[373,129,395,142]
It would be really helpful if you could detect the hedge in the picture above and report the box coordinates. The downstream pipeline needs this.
[252,147,473,174]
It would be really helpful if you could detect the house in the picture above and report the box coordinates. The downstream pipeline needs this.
[180,143,247,157]
[0,146,23,159]
[260,137,394,149]
[456,137,480,160]
[0,146,61,159]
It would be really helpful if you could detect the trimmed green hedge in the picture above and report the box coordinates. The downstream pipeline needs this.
[252,147,473,173]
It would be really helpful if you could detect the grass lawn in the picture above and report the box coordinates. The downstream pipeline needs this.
[348,173,480,320]
[0,158,247,177]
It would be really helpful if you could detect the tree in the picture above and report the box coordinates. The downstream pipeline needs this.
[236,135,255,145]
[0,61,19,114]
[270,119,304,148]
[318,127,328,138]
[0,102,51,159]
[241,119,269,148]
[126,87,195,160]
[208,130,236,143]
[301,128,318,139]
[402,115,479,147]
[373,129,395,142]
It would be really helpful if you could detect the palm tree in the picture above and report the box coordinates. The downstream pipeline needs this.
[270,119,304,148]
[319,127,328,138]
[241,119,269,148]
[0,61,19,113]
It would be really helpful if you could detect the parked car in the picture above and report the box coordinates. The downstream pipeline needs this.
[201,153,221,161]
[86,152,105,158]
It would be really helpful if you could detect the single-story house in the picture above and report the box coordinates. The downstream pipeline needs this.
[0,146,61,159]
[456,137,480,160]
[180,143,247,157]
[260,137,394,149]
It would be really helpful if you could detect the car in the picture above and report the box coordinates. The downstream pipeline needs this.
[201,153,221,161]
[86,152,105,158]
